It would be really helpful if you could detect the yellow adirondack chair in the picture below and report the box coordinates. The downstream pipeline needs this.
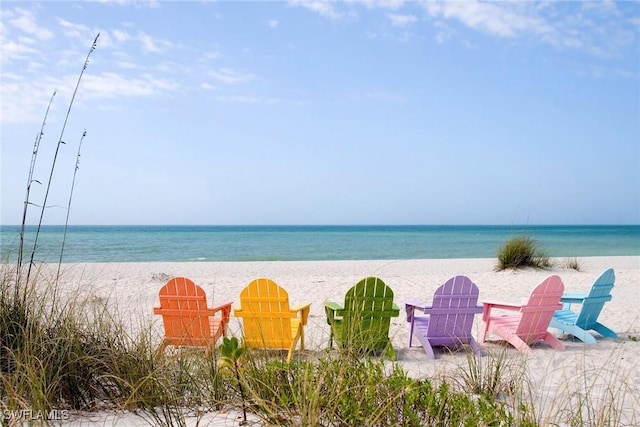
[234,278,311,362]
[153,277,232,356]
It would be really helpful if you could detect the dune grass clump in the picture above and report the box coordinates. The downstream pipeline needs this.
[562,257,582,271]
[0,266,224,420]
[495,236,552,271]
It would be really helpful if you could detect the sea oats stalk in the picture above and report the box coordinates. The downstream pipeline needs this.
[57,129,87,280]
[16,91,56,288]
[26,33,99,286]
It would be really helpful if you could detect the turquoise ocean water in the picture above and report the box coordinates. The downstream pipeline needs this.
[0,225,638,263]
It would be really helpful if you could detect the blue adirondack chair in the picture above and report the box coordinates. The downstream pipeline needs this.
[550,268,617,344]
[406,275,483,359]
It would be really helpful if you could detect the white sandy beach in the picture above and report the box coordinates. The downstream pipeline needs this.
[29,256,640,425]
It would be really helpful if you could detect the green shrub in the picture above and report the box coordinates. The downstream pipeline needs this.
[496,236,552,271]
[239,353,518,426]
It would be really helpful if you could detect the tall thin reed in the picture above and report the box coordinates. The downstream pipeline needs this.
[26,33,99,286]
[16,91,56,289]
[57,129,87,281]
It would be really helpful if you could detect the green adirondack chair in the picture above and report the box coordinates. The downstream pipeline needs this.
[324,277,400,360]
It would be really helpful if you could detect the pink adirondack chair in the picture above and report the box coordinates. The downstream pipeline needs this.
[153,277,232,356]
[479,275,565,353]
[406,275,483,359]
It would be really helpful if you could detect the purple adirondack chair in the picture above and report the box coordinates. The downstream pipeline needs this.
[405,275,483,359]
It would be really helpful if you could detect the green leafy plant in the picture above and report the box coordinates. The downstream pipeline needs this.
[218,337,248,425]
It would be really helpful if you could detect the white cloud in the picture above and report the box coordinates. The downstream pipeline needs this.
[137,31,175,54]
[424,1,552,38]
[0,38,39,62]
[9,8,53,40]
[0,73,64,124]
[199,51,222,62]
[57,18,91,39]
[93,0,160,8]
[214,95,279,104]
[352,0,404,11]
[112,29,131,43]
[269,19,279,28]
[0,69,180,124]
[421,0,635,59]
[81,72,180,99]
[288,0,343,19]
[388,13,416,27]
[138,32,162,53]
[208,68,255,84]
[115,61,139,70]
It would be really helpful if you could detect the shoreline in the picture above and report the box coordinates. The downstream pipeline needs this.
[3,224,639,263]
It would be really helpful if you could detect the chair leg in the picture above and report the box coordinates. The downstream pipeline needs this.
[554,323,597,344]
[478,323,488,343]
[408,320,415,347]
[423,340,436,359]
[287,335,300,363]
[593,322,618,339]
[468,337,482,356]
[543,332,565,351]
[505,334,531,354]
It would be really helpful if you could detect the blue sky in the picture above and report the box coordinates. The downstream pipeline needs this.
[1,1,639,226]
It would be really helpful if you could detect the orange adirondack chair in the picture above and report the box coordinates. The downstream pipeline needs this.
[153,277,232,356]
[234,278,311,362]
[479,275,565,353]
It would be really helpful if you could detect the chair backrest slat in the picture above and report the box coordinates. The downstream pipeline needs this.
[239,278,293,348]
[428,275,480,338]
[516,275,564,340]
[577,268,615,328]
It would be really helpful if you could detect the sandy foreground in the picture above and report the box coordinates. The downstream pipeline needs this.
[24,256,640,425]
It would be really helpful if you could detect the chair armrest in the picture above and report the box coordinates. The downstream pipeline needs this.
[210,301,233,318]
[482,300,522,311]
[391,303,400,317]
[560,292,587,304]
[405,301,431,311]
[324,301,343,325]
[324,301,343,312]
[153,305,161,315]
[291,302,311,325]
[405,301,429,322]
[482,300,522,321]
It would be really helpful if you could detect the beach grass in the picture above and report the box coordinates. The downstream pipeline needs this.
[562,257,583,271]
[495,236,552,271]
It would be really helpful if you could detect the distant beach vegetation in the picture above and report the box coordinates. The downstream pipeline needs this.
[495,236,552,271]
